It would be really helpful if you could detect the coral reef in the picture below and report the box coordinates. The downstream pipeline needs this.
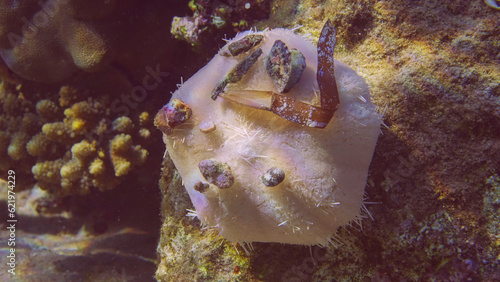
[0,65,164,280]
[0,0,497,280]
[0,1,185,279]
[0,0,179,196]
[0,0,177,83]
[0,71,157,196]
[0,1,180,281]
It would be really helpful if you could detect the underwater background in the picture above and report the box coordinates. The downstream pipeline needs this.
[0,0,499,281]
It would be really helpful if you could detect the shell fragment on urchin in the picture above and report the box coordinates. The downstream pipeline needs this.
[156,26,382,245]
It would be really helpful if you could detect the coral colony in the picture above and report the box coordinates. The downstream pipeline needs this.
[155,21,382,245]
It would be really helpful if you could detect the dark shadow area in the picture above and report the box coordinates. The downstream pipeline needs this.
[53,253,157,282]
[343,10,374,49]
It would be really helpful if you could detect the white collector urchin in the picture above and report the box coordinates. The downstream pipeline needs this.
[155,20,382,246]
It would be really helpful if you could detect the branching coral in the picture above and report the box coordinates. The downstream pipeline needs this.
[109,134,148,177]
[0,79,154,196]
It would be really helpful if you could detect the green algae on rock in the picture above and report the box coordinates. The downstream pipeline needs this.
[159,0,499,280]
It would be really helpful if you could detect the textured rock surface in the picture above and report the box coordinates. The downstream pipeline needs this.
[170,0,272,53]
[156,0,500,281]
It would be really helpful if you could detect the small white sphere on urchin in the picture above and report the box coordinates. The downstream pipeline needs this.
[156,24,382,245]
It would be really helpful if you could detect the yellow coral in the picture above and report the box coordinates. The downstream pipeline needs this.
[36,100,60,120]
[64,100,101,119]
[42,122,78,141]
[109,134,148,177]
[71,140,96,159]
[110,133,133,154]
[71,118,86,131]
[139,112,150,125]
[139,128,151,139]
[112,116,133,133]
[2,80,153,195]
[89,158,105,175]
[113,157,132,177]
[32,159,66,193]
[95,119,108,135]
[60,158,83,180]
[58,86,80,107]
[26,133,51,157]
[7,132,30,161]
